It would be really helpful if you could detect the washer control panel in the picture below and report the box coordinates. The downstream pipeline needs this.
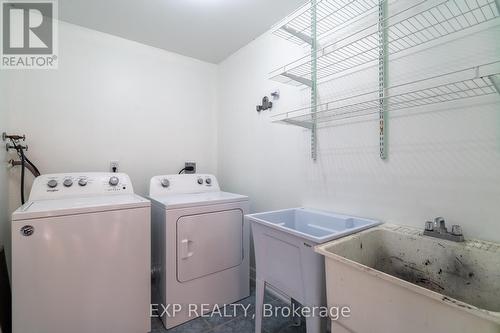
[149,174,220,196]
[29,173,134,201]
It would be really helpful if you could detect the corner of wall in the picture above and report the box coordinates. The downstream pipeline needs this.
[0,71,11,277]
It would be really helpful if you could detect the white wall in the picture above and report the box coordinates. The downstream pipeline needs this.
[0,70,9,264]
[217,9,500,243]
[5,21,218,215]
[2,5,500,252]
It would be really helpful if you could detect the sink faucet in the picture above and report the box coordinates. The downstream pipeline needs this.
[424,217,464,242]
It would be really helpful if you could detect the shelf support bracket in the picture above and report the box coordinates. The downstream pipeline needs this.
[488,75,500,94]
[378,0,388,160]
[310,0,318,161]
[282,73,313,87]
[282,119,314,129]
[281,25,313,45]
[494,0,500,13]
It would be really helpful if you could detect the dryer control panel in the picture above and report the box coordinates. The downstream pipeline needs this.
[149,174,220,197]
[29,173,134,201]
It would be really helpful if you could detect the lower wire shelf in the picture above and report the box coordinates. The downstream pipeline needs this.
[271,63,500,129]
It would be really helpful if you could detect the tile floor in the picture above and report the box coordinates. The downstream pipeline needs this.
[150,283,306,333]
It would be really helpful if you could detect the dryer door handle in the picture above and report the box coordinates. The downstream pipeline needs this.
[180,239,194,259]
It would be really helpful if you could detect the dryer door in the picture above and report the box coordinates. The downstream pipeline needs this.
[177,209,243,282]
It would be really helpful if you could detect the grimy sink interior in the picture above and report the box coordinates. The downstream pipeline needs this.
[323,225,500,312]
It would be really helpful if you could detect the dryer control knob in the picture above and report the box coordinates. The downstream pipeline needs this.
[109,176,119,186]
[63,179,73,187]
[205,178,212,185]
[161,178,170,188]
[47,179,58,188]
[78,178,88,187]
[197,178,203,185]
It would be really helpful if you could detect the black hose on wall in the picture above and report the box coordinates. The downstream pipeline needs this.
[8,137,41,205]
[19,148,26,205]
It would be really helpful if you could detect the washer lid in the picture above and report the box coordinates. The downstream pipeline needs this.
[149,191,248,210]
[12,194,150,221]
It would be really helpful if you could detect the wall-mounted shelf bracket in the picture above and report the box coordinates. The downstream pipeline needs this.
[310,0,318,161]
[280,26,313,45]
[494,0,500,12]
[282,119,314,129]
[378,0,388,160]
[489,75,500,94]
[281,73,313,87]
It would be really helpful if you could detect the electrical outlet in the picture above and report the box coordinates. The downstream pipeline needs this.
[110,161,119,173]
[185,162,196,174]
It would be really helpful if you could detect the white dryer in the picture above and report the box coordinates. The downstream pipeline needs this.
[149,174,250,329]
[11,173,151,333]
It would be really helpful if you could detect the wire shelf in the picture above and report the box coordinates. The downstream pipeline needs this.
[273,0,379,45]
[270,0,500,86]
[271,66,500,128]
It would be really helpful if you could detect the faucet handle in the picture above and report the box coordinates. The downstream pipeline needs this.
[434,217,447,232]
[451,225,463,236]
[434,216,445,224]
[434,216,445,226]
[425,221,434,231]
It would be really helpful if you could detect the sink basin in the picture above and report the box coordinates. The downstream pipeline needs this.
[246,208,381,333]
[247,208,381,243]
[316,224,500,333]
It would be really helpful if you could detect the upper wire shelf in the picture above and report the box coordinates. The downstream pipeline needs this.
[271,64,500,128]
[270,0,500,87]
[273,0,379,45]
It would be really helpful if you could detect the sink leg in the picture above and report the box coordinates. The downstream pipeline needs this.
[302,254,327,333]
[255,279,265,333]
[291,298,302,326]
[305,315,325,333]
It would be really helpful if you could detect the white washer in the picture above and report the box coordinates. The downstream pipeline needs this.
[11,173,151,333]
[149,174,250,329]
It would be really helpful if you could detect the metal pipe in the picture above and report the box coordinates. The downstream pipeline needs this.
[9,160,38,178]
[2,132,25,141]
[6,144,28,152]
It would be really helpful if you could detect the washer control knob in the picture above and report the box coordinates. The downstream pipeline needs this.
[109,176,119,186]
[63,179,73,187]
[161,178,170,188]
[197,178,203,185]
[47,179,58,188]
[205,178,212,185]
[78,178,88,187]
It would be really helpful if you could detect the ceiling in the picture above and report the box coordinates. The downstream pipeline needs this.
[59,0,307,64]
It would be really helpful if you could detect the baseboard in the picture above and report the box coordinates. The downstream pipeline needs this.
[0,247,11,333]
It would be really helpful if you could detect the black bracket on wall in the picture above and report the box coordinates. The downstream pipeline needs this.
[256,96,273,112]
